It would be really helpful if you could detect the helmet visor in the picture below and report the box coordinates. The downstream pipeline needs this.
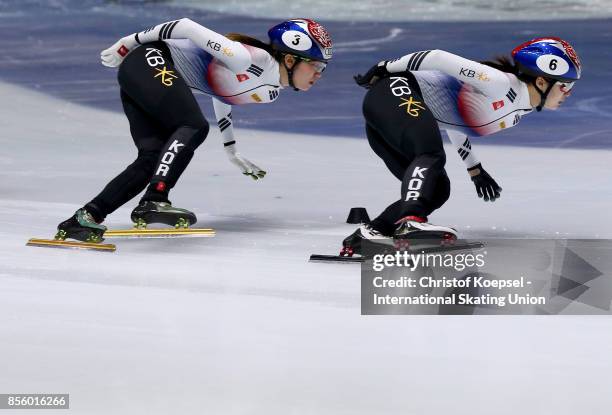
[304,59,327,73]
[558,81,575,94]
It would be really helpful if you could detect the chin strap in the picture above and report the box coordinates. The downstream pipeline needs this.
[533,79,556,112]
[283,55,302,92]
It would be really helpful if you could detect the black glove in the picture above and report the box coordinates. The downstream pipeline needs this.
[468,163,502,202]
[354,61,389,88]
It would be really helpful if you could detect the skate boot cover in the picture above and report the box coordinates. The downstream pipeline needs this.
[394,216,457,244]
[56,208,107,242]
[131,201,197,228]
[341,223,392,257]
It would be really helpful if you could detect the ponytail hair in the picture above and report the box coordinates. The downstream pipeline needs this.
[225,33,284,62]
[480,55,536,83]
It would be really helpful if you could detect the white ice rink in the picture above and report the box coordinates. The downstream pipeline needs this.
[1,82,611,414]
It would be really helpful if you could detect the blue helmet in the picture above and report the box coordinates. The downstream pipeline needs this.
[512,37,581,82]
[268,19,333,62]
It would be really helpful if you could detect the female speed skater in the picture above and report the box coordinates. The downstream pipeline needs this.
[56,18,333,242]
[342,37,581,256]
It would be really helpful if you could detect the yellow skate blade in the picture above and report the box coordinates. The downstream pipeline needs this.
[26,238,116,252]
[104,228,215,238]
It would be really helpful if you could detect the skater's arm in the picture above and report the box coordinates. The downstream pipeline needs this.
[446,130,502,202]
[446,130,479,169]
[212,98,266,180]
[388,50,509,95]
[212,98,236,147]
[101,18,251,72]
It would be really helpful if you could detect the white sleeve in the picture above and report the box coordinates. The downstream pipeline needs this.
[133,18,251,73]
[386,49,510,97]
[446,130,480,169]
[212,98,236,146]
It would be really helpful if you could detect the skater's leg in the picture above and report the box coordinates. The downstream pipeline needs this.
[115,41,210,203]
[363,124,411,235]
[85,91,166,222]
[58,91,163,239]
[365,123,409,181]
[398,150,447,218]
[429,171,451,212]
[369,200,403,236]
[370,166,455,243]
[363,72,449,226]
[140,121,208,203]
[370,153,448,234]
[58,42,205,236]
[344,73,455,251]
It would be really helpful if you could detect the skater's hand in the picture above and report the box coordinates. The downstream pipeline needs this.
[100,35,138,67]
[468,163,502,202]
[354,61,389,89]
[224,144,266,180]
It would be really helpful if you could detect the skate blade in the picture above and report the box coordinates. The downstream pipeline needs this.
[309,254,365,263]
[310,242,485,264]
[104,228,215,238]
[26,238,116,252]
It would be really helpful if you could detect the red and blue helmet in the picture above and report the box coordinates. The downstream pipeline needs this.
[512,37,581,82]
[268,19,333,62]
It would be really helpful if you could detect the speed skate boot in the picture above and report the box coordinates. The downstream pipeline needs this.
[130,201,197,229]
[341,223,392,257]
[393,216,457,249]
[56,208,107,242]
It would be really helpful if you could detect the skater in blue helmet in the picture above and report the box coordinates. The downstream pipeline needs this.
[56,18,332,242]
[343,37,581,256]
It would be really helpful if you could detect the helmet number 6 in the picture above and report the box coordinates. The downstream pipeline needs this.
[549,59,557,70]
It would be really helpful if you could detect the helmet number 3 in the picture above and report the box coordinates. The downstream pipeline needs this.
[281,30,313,51]
[536,54,569,76]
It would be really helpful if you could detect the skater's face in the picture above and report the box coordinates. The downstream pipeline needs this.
[284,55,325,91]
[538,77,574,110]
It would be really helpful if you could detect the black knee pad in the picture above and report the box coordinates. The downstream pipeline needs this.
[429,173,451,211]
[175,124,209,151]
[423,150,446,168]
[149,124,208,190]
[191,123,209,148]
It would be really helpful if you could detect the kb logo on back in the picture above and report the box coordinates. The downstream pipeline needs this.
[145,48,177,87]
[145,48,165,67]
[389,77,412,96]
[391,77,425,117]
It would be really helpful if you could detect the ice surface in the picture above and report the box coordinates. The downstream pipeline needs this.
[1,81,612,414]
